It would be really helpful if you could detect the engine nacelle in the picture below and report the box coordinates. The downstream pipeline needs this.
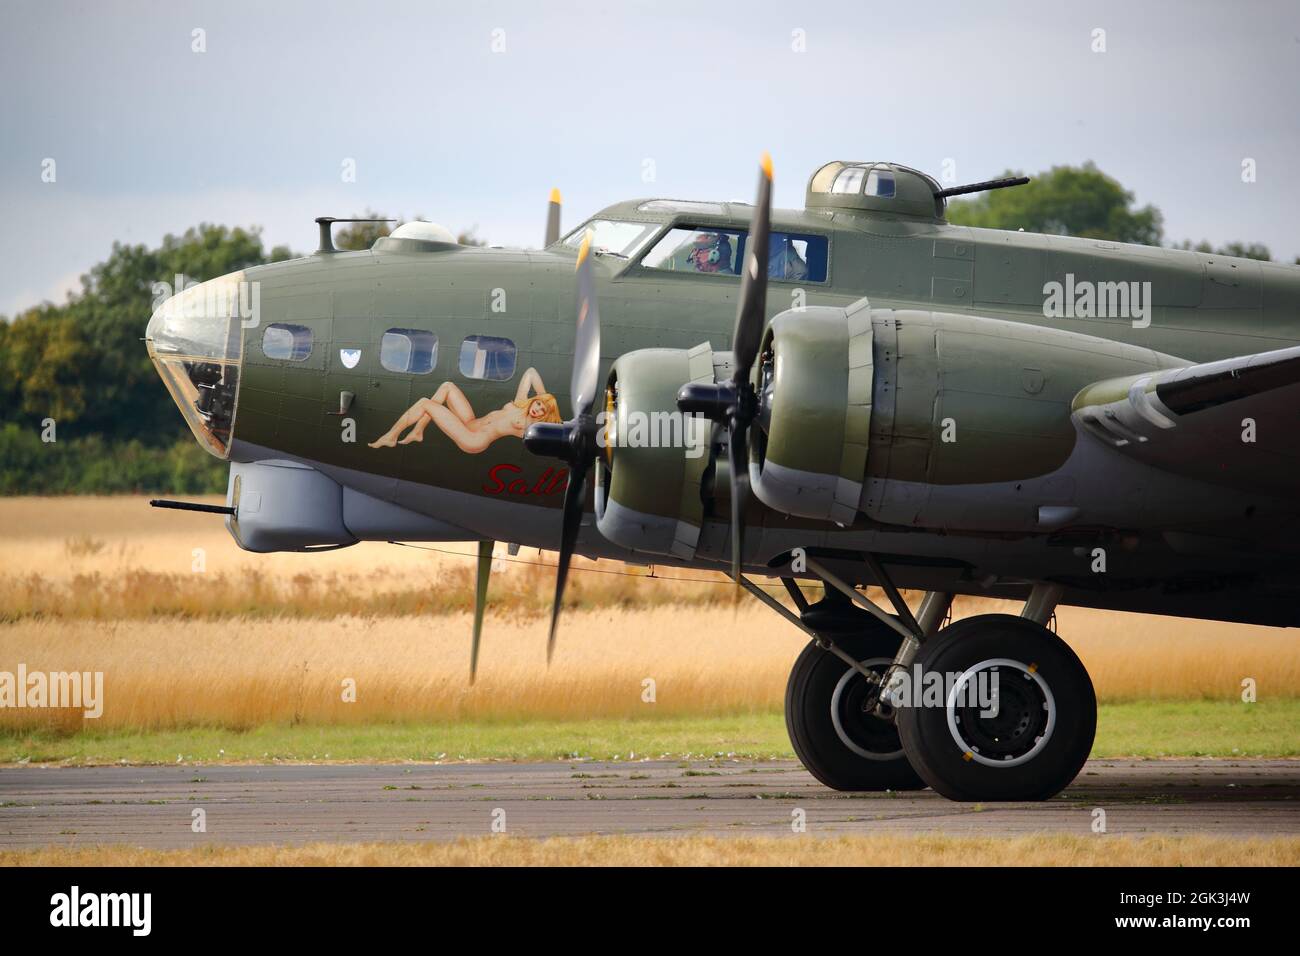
[748,299,876,524]
[594,345,716,559]
[749,301,1177,530]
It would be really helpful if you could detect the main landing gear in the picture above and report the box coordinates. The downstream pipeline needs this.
[744,565,1096,801]
[784,589,925,791]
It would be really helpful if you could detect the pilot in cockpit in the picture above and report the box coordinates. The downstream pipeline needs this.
[682,230,810,281]
[769,235,809,281]
[686,232,736,274]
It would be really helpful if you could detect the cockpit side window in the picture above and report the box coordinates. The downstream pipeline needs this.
[561,219,661,259]
[640,227,828,282]
[771,233,829,282]
[642,227,744,275]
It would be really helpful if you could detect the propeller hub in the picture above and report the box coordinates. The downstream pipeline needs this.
[677,381,737,422]
[523,417,596,466]
[731,380,758,428]
[677,379,758,430]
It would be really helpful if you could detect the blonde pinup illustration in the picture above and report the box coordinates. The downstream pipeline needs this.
[369,367,562,454]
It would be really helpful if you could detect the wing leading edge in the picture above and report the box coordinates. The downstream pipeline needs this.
[1072,344,1300,497]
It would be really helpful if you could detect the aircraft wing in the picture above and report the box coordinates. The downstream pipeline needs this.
[1071,344,1300,497]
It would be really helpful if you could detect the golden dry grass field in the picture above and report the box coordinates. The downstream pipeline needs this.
[2,496,1299,733]
[5,835,1298,868]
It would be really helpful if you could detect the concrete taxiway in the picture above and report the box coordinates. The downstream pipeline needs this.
[1,759,1296,848]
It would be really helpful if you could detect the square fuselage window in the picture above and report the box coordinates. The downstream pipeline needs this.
[458,334,517,381]
[261,323,313,361]
[381,328,438,374]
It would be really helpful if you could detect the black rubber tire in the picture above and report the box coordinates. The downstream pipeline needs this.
[785,624,926,792]
[896,614,1096,802]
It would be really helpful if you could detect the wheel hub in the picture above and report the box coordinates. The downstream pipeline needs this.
[945,659,1056,769]
[830,658,904,761]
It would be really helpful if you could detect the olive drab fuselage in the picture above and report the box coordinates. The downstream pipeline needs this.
[147,162,1300,628]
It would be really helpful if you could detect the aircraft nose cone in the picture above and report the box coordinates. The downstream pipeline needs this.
[145,272,251,459]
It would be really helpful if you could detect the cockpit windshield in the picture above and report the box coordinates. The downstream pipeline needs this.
[563,219,661,259]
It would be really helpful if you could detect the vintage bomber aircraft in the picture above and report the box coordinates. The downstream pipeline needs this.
[146,156,1300,801]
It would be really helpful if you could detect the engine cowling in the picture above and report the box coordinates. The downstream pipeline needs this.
[593,344,716,559]
[748,299,876,524]
[749,301,1178,530]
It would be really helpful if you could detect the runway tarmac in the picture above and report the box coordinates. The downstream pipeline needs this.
[2,759,1297,849]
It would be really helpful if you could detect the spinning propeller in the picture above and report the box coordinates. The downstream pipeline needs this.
[676,152,773,582]
[465,186,564,681]
[524,154,772,660]
[522,229,603,662]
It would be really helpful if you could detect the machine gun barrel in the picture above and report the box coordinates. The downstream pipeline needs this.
[935,175,1030,199]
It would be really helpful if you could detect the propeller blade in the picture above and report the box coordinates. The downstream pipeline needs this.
[544,187,562,247]
[731,152,773,382]
[672,155,773,582]
[718,153,773,581]
[527,226,605,659]
[547,461,589,663]
[571,228,602,417]
[469,539,494,683]
[727,422,749,582]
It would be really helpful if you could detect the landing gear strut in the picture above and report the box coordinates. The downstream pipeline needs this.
[786,589,925,791]
[747,559,1096,801]
[740,578,923,790]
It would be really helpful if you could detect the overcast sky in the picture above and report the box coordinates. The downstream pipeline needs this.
[1,0,1297,317]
